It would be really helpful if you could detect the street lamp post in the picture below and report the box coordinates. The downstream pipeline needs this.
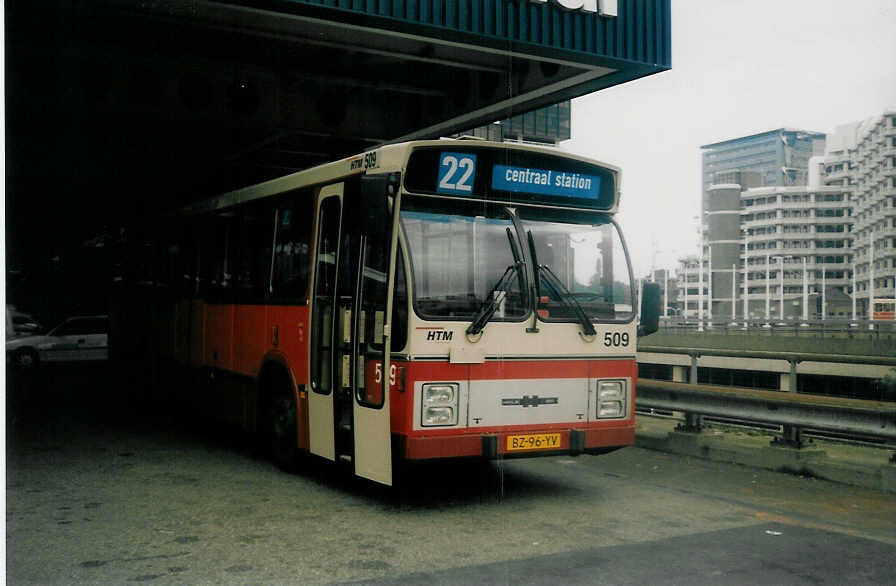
[851,254,857,324]
[779,257,785,323]
[801,256,808,325]
[731,263,736,323]
[698,248,704,332]
[707,244,713,326]
[743,262,749,330]
[869,228,875,330]
[741,227,749,329]
[764,253,771,326]
[772,255,784,324]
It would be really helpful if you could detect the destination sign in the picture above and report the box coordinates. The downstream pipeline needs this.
[491,164,601,200]
[403,146,617,211]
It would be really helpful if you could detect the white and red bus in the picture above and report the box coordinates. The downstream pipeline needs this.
[872,298,896,321]
[156,139,659,486]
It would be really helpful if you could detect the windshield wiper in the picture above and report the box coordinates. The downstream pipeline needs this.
[527,230,596,337]
[465,262,524,336]
[466,227,526,336]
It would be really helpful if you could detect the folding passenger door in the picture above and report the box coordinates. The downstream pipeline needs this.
[308,184,343,461]
[350,176,395,486]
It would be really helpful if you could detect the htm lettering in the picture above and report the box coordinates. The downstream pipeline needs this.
[426,331,453,341]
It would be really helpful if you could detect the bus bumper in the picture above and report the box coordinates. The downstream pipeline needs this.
[397,425,635,461]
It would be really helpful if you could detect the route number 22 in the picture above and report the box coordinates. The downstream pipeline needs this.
[438,152,477,195]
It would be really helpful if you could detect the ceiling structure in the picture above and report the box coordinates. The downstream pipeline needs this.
[6,0,670,268]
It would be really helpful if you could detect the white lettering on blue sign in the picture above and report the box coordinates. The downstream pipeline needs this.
[492,164,600,200]
[530,0,617,17]
[438,152,477,195]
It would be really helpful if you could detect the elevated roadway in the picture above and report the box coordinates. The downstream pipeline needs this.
[637,328,896,392]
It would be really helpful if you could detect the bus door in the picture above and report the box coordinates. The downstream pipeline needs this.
[308,184,343,462]
[310,177,394,485]
[349,175,395,486]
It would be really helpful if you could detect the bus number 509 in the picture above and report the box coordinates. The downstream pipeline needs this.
[603,332,629,347]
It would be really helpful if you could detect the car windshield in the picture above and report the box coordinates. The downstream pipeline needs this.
[401,201,528,321]
[519,209,634,322]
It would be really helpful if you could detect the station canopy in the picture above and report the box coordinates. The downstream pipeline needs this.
[7,0,670,250]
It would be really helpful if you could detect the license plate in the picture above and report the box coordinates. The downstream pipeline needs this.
[506,433,561,452]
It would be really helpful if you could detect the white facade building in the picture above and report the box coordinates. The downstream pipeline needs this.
[827,111,896,316]
[741,185,852,320]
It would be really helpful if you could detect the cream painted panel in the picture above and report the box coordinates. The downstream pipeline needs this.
[407,313,637,359]
[467,378,589,428]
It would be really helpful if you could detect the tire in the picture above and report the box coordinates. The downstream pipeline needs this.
[13,348,39,370]
[269,385,299,473]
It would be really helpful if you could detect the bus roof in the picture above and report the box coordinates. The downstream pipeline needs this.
[181,139,621,216]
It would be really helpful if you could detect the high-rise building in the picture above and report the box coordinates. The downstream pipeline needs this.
[677,110,896,324]
[832,110,896,316]
[700,129,826,214]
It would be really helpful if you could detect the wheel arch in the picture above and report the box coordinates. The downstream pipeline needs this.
[255,351,308,450]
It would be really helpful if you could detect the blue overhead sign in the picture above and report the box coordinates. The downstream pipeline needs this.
[491,165,601,200]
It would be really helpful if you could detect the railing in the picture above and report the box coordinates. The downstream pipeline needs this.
[636,378,896,461]
[638,346,896,367]
[656,319,896,338]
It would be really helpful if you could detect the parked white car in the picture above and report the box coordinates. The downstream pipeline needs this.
[7,315,109,368]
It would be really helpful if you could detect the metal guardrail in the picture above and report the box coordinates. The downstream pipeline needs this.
[638,346,896,367]
[636,379,896,442]
[657,320,896,339]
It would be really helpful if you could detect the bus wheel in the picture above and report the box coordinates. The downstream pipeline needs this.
[269,386,299,473]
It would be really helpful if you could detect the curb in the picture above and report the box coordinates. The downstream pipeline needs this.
[635,418,896,494]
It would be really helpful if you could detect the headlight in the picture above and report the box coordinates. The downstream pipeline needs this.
[423,384,456,405]
[421,382,459,427]
[597,380,627,419]
[423,406,456,426]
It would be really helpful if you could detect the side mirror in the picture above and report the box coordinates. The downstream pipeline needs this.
[359,174,390,238]
[638,282,661,337]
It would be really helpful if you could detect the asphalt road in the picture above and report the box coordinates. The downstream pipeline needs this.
[6,364,896,585]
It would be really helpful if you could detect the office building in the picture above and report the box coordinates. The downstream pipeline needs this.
[700,129,826,215]
[828,111,896,316]
[677,110,896,323]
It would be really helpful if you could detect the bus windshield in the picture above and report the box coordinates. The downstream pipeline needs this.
[519,208,634,323]
[401,201,528,321]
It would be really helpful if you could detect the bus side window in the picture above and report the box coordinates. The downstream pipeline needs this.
[236,201,275,303]
[272,191,314,302]
[207,213,237,302]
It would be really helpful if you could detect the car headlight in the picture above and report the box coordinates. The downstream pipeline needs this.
[421,383,459,427]
[597,380,627,419]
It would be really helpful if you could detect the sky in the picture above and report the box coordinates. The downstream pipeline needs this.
[563,0,896,279]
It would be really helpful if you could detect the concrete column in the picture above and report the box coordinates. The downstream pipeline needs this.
[778,361,798,392]
[779,373,792,391]
[672,366,689,382]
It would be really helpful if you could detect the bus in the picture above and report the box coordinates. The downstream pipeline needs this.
[153,139,659,486]
[872,298,896,321]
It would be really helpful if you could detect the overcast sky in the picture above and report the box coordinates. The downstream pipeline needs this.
[564,0,896,279]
